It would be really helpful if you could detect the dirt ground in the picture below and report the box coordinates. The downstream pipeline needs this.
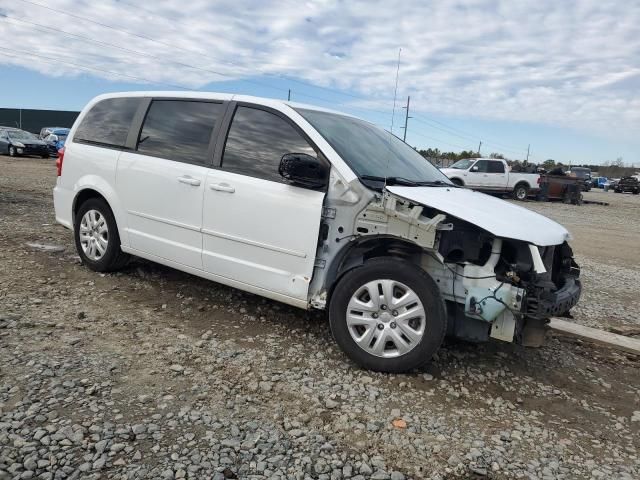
[1,156,639,480]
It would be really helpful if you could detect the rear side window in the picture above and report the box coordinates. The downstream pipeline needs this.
[74,97,141,147]
[137,100,223,165]
[487,161,505,173]
[222,106,316,183]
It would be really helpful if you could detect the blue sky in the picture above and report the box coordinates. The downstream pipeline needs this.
[1,0,639,166]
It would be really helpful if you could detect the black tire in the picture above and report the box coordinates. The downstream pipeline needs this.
[633,189,639,195]
[450,178,464,187]
[41,154,49,159]
[329,257,446,373]
[513,183,529,201]
[74,197,129,272]
[8,146,17,157]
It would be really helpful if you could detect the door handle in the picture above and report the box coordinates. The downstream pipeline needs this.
[178,176,201,186]
[209,182,235,193]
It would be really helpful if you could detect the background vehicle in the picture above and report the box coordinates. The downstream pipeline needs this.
[53,92,581,373]
[440,158,539,200]
[591,176,608,188]
[603,178,619,191]
[568,167,592,191]
[0,127,49,158]
[44,128,70,156]
[39,126,69,139]
[614,176,639,194]
[537,174,584,204]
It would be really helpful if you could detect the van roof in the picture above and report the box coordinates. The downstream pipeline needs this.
[90,91,354,118]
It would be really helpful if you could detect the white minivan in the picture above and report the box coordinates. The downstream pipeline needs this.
[54,92,582,372]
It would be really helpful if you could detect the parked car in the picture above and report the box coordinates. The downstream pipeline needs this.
[53,92,581,372]
[39,126,69,140]
[614,176,640,194]
[44,128,70,156]
[591,176,608,189]
[440,158,539,200]
[603,178,618,191]
[0,127,50,158]
[567,167,591,191]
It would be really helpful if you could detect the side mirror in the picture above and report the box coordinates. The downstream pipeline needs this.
[279,153,328,188]
[470,165,479,172]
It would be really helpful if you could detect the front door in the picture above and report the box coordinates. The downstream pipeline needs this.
[202,105,326,302]
[117,99,225,269]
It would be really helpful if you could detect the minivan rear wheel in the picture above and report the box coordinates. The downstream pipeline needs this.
[329,257,446,373]
[74,198,129,272]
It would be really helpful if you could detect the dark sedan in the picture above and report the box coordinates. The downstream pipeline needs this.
[0,128,50,158]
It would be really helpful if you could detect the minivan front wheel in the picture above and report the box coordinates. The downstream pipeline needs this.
[74,198,129,272]
[329,258,446,373]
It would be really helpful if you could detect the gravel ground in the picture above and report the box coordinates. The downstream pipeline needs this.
[1,156,639,480]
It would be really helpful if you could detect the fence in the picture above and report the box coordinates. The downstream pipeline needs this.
[0,108,80,134]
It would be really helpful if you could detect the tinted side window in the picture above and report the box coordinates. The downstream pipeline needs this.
[137,100,223,165]
[222,106,316,183]
[74,97,141,147]
[474,160,489,172]
[487,161,505,173]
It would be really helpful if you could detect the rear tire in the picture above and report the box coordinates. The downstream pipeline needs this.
[329,257,446,373]
[74,198,129,272]
[513,183,529,201]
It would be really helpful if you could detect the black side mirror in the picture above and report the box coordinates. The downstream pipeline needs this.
[279,153,328,188]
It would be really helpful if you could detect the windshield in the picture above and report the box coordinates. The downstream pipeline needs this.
[449,159,475,169]
[7,130,37,140]
[295,108,452,186]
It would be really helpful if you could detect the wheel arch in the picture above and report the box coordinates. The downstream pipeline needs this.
[514,180,530,191]
[71,179,129,246]
[449,177,464,186]
[324,236,426,303]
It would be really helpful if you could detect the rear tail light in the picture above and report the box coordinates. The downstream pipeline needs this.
[56,147,65,176]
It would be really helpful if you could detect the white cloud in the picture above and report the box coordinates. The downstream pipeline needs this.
[1,0,639,140]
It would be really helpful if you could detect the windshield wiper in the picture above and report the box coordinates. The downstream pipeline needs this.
[360,176,456,188]
[360,175,420,186]
[414,180,457,187]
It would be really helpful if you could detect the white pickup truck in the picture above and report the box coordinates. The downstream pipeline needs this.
[440,158,539,200]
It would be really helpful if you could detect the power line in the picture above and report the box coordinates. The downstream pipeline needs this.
[12,0,529,155]
[15,0,521,152]
[1,47,193,90]
[0,13,289,95]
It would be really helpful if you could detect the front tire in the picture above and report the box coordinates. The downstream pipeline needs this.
[8,146,17,157]
[74,198,129,272]
[329,257,446,373]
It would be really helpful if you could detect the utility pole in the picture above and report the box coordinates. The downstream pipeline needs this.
[287,89,291,101]
[390,48,401,134]
[477,141,482,156]
[526,144,530,162]
[401,96,411,142]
